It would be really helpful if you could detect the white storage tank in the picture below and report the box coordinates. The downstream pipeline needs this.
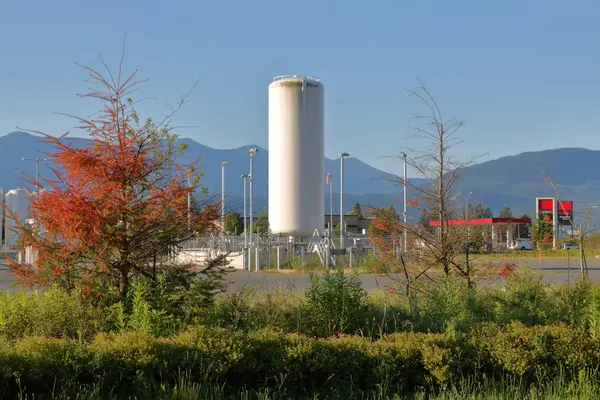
[5,188,31,246]
[0,188,3,245]
[268,75,325,237]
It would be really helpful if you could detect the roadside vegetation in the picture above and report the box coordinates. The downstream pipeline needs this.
[4,268,600,398]
[5,58,600,398]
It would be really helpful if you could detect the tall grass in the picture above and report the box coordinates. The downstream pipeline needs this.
[11,371,600,399]
[2,267,600,342]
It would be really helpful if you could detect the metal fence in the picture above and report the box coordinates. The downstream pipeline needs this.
[178,232,384,270]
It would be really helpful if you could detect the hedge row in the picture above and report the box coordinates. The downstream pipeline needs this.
[1,323,600,398]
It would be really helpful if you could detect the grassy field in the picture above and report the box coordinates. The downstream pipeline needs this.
[3,267,600,398]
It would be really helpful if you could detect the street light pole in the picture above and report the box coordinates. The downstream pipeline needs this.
[241,174,248,248]
[221,161,230,234]
[338,152,349,248]
[248,148,258,256]
[329,175,333,234]
[21,156,49,192]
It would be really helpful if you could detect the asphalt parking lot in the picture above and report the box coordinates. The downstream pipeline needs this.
[1,256,600,293]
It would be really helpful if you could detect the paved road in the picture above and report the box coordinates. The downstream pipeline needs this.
[2,257,600,292]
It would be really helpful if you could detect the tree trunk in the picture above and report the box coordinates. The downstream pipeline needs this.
[119,268,129,301]
[466,244,472,288]
[580,234,587,280]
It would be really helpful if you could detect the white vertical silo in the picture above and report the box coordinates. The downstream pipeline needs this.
[268,75,325,237]
[5,188,31,246]
[0,188,3,246]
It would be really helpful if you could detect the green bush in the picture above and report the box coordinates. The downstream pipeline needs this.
[550,280,592,325]
[491,269,551,325]
[1,324,600,398]
[473,322,596,380]
[0,288,102,340]
[206,286,304,333]
[303,268,369,337]
[418,277,490,333]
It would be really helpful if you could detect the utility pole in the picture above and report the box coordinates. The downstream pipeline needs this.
[338,152,349,248]
[586,207,593,236]
[221,161,231,234]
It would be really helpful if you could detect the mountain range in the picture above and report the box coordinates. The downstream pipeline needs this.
[1,131,599,224]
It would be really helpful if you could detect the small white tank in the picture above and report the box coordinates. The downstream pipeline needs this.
[5,188,31,246]
[268,75,325,237]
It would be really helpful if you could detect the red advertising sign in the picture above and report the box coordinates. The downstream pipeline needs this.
[537,198,554,222]
[538,199,554,211]
[558,201,573,226]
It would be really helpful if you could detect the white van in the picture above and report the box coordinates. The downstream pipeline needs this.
[510,238,533,251]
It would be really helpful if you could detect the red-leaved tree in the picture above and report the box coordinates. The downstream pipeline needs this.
[9,60,218,300]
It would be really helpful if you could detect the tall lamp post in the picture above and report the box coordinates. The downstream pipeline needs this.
[400,152,408,253]
[21,156,49,192]
[338,152,349,248]
[326,173,333,233]
[241,174,248,247]
[221,161,231,234]
[248,148,258,252]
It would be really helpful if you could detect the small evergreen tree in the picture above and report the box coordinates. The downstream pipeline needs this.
[223,211,243,234]
[349,202,363,217]
[253,211,269,234]
[499,206,513,218]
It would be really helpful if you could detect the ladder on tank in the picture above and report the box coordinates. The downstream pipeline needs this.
[308,229,336,268]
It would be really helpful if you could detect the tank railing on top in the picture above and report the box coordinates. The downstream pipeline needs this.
[272,75,321,82]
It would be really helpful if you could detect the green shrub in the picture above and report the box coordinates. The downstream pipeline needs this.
[207,286,303,333]
[238,329,312,395]
[1,324,600,398]
[372,332,428,391]
[418,277,490,333]
[0,337,91,395]
[303,268,369,337]
[0,289,101,341]
[491,269,551,325]
[585,285,600,338]
[173,325,245,375]
[473,322,595,380]
[550,280,592,325]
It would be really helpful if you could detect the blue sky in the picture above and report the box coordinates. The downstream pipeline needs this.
[1,0,599,174]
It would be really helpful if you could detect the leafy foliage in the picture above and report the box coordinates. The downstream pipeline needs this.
[304,269,368,337]
[253,210,269,234]
[4,322,600,398]
[223,211,243,235]
[348,202,363,217]
[9,62,218,300]
[531,213,554,248]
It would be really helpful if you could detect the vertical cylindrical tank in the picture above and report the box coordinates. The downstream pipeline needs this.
[0,188,3,246]
[268,75,324,237]
[5,188,31,246]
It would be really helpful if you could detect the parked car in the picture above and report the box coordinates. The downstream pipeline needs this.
[562,243,579,250]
